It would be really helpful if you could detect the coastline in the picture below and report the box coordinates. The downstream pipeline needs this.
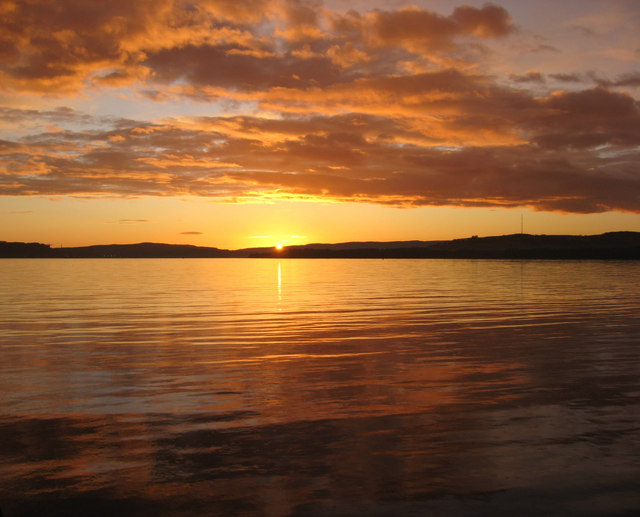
[2,232,640,259]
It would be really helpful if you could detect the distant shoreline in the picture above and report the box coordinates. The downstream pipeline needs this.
[2,232,640,259]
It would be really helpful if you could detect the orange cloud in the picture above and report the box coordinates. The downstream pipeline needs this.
[2,96,640,214]
[1,1,639,216]
[0,0,278,93]
[0,1,516,95]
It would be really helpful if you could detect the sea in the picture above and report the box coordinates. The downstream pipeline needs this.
[1,258,639,516]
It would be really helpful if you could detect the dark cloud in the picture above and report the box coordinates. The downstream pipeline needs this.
[340,3,513,54]
[450,4,513,38]
[529,44,560,54]
[1,93,639,214]
[234,143,640,213]
[530,88,640,149]
[571,25,597,38]
[614,72,640,88]
[180,231,203,235]
[144,44,343,90]
[283,0,321,26]
[549,71,640,89]
[549,73,584,83]
[0,106,95,125]
[369,9,458,50]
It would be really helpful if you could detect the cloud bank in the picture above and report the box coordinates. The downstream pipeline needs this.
[1,0,639,214]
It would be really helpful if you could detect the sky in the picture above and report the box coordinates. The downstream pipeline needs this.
[1,0,639,249]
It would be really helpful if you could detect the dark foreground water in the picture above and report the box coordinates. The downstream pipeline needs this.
[1,259,639,516]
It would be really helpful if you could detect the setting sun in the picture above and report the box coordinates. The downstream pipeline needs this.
[275,244,284,250]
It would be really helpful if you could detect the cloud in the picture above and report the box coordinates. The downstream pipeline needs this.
[180,231,203,235]
[549,73,584,83]
[144,44,343,91]
[0,0,285,93]
[0,1,639,215]
[530,87,640,149]
[0,0,158,92]
[450,4,513,38]
[614,72,640,87]
[548,71,640,89]
[0,1,516,95]
[509,72,545,84]
[345,4,513,53]
[102,219,150,224]
[1,87,639,214]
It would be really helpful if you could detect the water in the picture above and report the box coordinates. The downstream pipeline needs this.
[1,259,639,516]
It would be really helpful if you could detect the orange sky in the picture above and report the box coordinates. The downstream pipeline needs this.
[1,0,639,249]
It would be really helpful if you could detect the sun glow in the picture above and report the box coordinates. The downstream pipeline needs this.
[275,243,283,250]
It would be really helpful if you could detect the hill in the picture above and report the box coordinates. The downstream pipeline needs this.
[2,232,640,259]
[0,241,230,258]
[248,232,640,259]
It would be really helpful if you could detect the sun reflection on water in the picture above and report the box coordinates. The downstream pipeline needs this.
[277,261,282,307]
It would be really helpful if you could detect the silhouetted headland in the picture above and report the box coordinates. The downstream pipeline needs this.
[260,232,640,259]
[2,232,640,259]
[0,242,231,258]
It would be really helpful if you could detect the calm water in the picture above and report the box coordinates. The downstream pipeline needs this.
[1,259,639,516]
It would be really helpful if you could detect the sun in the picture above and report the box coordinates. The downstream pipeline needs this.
[275,243,283,250]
